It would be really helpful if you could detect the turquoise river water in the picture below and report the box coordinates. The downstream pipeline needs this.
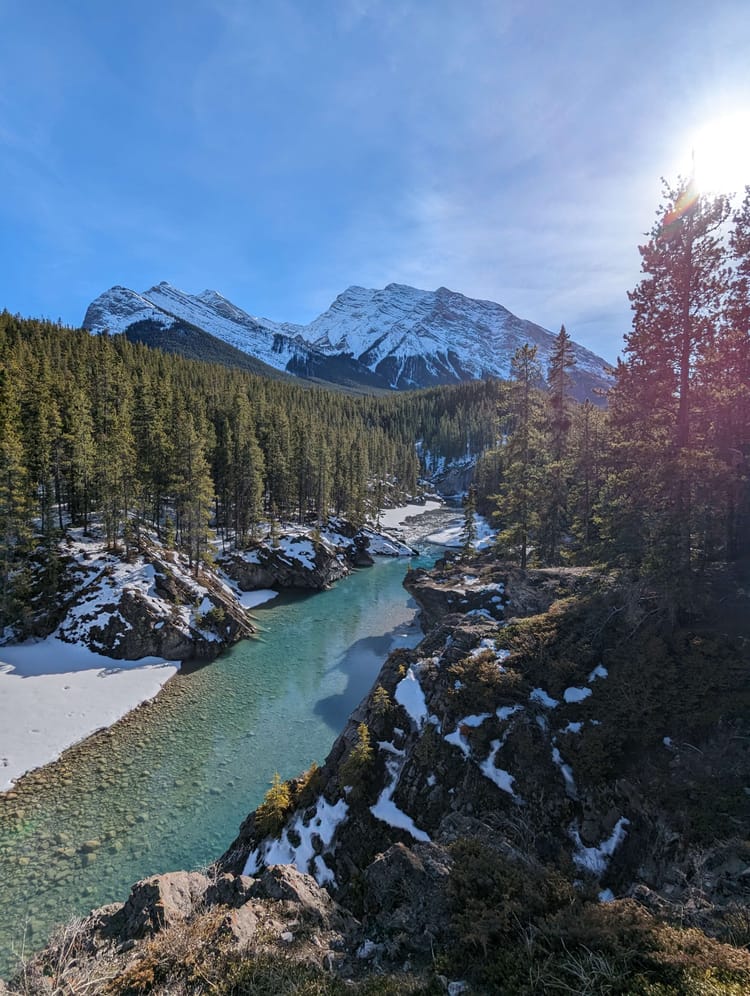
[0,537,444,979]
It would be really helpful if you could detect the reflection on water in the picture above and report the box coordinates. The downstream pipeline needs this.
[0,537,447,979]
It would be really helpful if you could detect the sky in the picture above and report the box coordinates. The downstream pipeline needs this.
[2,0,750,362]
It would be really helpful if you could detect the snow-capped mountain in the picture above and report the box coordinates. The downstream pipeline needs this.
[83,281,611,398]
[83,282,313,373]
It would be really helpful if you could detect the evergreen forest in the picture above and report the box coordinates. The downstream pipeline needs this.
[0,312,503,625]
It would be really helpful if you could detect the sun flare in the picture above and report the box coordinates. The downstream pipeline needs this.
[688,111,750,196]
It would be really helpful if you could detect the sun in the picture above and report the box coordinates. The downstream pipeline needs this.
[688,110,750,196]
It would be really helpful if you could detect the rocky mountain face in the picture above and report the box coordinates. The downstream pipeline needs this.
[13,552,749,993]
[83,281,612,399]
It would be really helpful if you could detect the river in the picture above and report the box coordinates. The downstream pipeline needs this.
[0,508,458,979]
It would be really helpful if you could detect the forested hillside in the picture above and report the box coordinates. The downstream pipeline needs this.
[0,313,505,628]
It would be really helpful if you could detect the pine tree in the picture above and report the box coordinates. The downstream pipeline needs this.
[63,386,96,531]
[542,325,576,563]
[255,772,292,835]
[493,345,545,568]
[620,177,730,582]
[339,722,375,790]
[599,180,728,608]
[715,186,750,559]
[372,685,392,716]
[174,414,215,572]
[567,400,606,559]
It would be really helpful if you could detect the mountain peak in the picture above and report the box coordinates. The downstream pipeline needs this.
[82,280,612,399]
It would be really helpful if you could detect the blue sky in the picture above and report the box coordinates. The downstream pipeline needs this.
[2,0,749,361]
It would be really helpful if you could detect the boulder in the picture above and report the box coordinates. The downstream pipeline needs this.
[403,568,505,629]
[204,872,256,908]
[56,550,255,661]
[117,871,210,937]
[221,904,259,947]
[362,843,452,955]
[251,865,334,922]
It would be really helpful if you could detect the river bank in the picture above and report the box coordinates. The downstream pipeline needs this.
[0,505,440,795]
[0,503,460,978]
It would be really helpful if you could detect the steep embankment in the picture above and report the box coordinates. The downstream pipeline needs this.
[8,553,750,995]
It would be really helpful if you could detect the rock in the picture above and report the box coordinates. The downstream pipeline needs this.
[361,842,452,951]
[403,568,505,629]
[251,865,334,922]
[204,872,256,908]
[221,904,258,947]
[54,546,255,662]
[117,871,209,937]
[351,546,375,567]
[222,535,349,591]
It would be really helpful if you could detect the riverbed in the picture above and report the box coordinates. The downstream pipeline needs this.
[0,506,460,979]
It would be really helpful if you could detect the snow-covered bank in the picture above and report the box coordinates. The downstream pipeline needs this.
[0,508,430,793]
[0,639,177,791]
[235,589,278,609]
[376,501,443,532]
[425,512,495,550]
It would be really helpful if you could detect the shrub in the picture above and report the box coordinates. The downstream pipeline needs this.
[339,723,375,791]
[196,604,226,629]
[254,771,293,836]
[372,684,392,717]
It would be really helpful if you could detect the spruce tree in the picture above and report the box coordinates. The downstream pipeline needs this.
[0,370,31,622]
[493,345,545,568]
[609,180,729,606]
[543,324,576,563]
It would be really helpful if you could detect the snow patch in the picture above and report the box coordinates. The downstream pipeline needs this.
[480,741,517,796]
[243,795,349,885]
[370,754,430,843]
[561,721,583,735]
[0,638,176,791]
[529,687,559,709]
[445,713,492,758]
[563,686,592,704]
[395,668,428,727]
[551,745,577,797]
[570,817,630,876]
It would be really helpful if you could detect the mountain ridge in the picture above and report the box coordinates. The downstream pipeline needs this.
[83,280,612,399]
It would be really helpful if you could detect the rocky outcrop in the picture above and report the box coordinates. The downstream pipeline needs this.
[429,458,476,496]
[10,865,364,994]
[221,534,349,591]
[220,520,414,593]
[220,553,750,982]
[55,540,255,661]
[403,553,594,630]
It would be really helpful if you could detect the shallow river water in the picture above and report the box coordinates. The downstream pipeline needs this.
[0,511,456,979]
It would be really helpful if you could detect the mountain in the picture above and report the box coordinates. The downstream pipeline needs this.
[83,281,612,398]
